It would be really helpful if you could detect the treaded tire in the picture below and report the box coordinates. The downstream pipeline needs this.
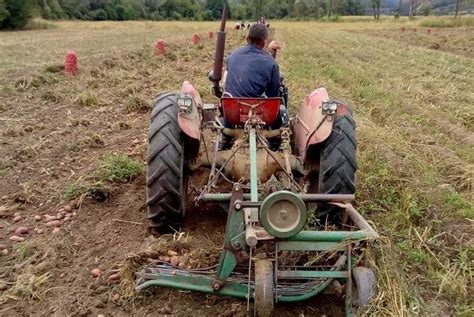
[146,92,186,232]
[318,112,357,217]
[352,267,377,308]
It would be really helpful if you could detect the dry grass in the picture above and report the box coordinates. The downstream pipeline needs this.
[276,20,473,315]
[0,239,74,305]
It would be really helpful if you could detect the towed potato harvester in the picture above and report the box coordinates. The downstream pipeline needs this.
[137,4,378,316]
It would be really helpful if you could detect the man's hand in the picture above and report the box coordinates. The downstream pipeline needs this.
[269,40,282,51]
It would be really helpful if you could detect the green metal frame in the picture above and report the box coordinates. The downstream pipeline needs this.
[137,126,378,317]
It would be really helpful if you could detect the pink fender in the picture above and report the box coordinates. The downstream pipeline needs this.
[294,87,351,161]
[178,81,202,140]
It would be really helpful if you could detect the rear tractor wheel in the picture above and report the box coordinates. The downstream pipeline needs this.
[146,92,188,233]
[317,110,357,219]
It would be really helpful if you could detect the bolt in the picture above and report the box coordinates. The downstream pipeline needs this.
[279,209,288,220]
[233,241,241,248]
[234,200,242,210]
[213,281,221,291]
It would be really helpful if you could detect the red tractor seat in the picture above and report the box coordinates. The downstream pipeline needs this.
[221,97,280,126]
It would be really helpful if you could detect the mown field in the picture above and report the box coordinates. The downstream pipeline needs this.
[0,17,472,316]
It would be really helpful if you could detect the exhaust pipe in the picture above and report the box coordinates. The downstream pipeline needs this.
[211,3,229,98]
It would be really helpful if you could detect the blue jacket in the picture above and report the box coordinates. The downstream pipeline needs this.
[225,44,280,98]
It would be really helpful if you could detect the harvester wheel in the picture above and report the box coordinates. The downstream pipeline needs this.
[318,111,356,217]
[254,259,274,317]
[352,267,377,309]
[146,92,187,232]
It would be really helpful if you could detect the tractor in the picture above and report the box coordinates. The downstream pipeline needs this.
[137,5,378,316]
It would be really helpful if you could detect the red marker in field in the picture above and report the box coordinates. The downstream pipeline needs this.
[192,33,201,45]
[426,28,431,34]
[155,39,166,55]
[208,31,214,39]
[64,51,78,75]
[400,27,405,32]
[413,28,417,32]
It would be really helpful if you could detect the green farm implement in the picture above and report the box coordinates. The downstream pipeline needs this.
[137,4,378,316]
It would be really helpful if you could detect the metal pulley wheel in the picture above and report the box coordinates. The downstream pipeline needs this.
[254,259,274,317]
[260,191,307,238]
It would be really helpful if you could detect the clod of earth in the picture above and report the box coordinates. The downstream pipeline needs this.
[0,282,8,291]
[63,205,72,213]
[52,227,60,235]
[13,216,21,222]
[34,215,42,221]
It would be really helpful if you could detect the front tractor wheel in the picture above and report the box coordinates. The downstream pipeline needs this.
[146,92,187,232]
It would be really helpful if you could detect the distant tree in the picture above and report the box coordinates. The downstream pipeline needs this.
[293,0,308,17]
[372,0,381,20]
[326,0,343,17]
[420,4,431,16]
[1,0,35,29]
[266,0,290,19]
[205,0,224,20]
[0,0,9,25]
[344,0,363,15]
[94,8,108,20]
[409,0,417,18]
[454,0,463,17]
[36,0,65,19]
[395,0,402,18]
[326,0,334,17]
[245,0,267,20]
[313,0,321,18]
[230,3,247,19]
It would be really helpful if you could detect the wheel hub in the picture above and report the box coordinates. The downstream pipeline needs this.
[260,191,307,238]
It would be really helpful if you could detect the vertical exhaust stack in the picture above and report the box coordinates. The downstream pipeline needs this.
[211,3,229,98]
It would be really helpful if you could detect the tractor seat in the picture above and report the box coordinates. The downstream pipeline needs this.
[221,97,280,127]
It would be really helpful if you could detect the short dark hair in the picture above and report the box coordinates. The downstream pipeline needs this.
[248,23,268,43]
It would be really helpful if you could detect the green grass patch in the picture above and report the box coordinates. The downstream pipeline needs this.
[62,153,142,201]
[77,91,100,107]
[97,153,143,182]
[14,242,35,261]
[419,17,474,28]
[125,95,150,113]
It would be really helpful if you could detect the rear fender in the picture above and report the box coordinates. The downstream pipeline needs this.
[178,81,202,141]
[293,88,350,161]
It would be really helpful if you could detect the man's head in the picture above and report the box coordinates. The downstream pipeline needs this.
[247,23,268,49]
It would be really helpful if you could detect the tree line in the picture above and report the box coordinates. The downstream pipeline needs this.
[1,0,368,29]
[1,0,468,30]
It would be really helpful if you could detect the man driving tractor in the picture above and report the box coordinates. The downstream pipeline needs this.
[225,23,280,99]
[224,23,287,130]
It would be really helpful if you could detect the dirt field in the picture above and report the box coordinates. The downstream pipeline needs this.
[0,17,473,316]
